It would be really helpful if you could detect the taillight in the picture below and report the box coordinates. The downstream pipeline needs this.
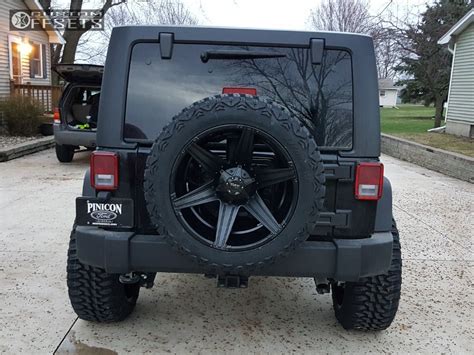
[355,162,384,200]
[53,107,60,124]
[90,151,119,190]
[222,87,257,96]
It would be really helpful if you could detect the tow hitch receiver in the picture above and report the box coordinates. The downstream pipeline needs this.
[217,275,248,288]
[119,272,155,289]
[314,277,331,294]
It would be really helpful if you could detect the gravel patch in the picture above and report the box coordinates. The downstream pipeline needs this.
[0,135,43,149]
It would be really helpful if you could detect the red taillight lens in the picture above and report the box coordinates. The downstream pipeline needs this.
[53,107,60,124]
[355,162,384,200]
[90,151,119,190]
[222,87,257,96]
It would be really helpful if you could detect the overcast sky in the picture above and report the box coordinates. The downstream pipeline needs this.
[70,0,430,63]
[54,0,430,30]
[185,0,428,30]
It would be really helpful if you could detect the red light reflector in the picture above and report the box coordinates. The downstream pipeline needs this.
[355,162,384,200]
[222,87,257,96]
[90,151,119,190]
[53,107,60,124]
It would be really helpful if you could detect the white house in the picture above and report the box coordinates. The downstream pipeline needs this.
[0,0,64,111]
[438,9,474,138]
[378,78,399,107]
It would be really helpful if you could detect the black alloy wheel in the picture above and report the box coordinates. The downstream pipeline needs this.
[171,125,298,251]
[144,94,325,271]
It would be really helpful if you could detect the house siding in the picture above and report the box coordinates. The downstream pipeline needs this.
[0,0,52,98]
[379,89,398,107]
[446,23,474,126]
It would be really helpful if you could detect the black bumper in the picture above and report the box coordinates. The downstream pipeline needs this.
[54,124,96,147]
[74,226,393,281]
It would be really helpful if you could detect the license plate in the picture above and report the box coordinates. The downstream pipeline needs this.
[76,197,134,228]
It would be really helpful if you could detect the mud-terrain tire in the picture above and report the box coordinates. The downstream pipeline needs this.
[55,143,75,163]
[67,228,140,322]
[331,219,402,330]
[144,94,325,273]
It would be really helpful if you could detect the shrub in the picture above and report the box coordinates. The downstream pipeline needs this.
[0,95,43,136]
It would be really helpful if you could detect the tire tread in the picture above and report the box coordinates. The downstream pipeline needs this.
[143,94,326,273]
[332,219,402,331]
[67,228,139,322]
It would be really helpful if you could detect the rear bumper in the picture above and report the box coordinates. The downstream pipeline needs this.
[74,226,393,281]
[54,124,96,147]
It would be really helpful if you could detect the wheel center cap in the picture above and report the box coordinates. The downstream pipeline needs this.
[216,166,255,203]
[226,177,245,195]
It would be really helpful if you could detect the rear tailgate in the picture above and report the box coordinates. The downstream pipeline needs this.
[53,64,103,84]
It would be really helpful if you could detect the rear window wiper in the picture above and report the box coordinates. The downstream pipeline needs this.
[201,50,286,63]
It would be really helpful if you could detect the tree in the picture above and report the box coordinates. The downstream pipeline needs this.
[77,0,198,64]
[103,0,197,37]
[147,0,198,25]
[39,0,124,65]
[398,80,431,105]
[308,0,398,78]
[308,0,372,33]
[231,48,353,147]
[396,1,471,127]
[38,0,197,68]
[373,27,399,79]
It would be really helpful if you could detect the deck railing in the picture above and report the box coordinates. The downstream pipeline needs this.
[10,81,62,112]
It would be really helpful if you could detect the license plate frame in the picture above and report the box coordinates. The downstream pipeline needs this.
[76,197,134,228]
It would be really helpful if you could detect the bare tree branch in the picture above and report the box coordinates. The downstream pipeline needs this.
[308,0,372,33]
[77,0,198,64]
[307,0,404,79]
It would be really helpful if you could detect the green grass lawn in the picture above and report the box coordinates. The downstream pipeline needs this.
[380,104,435,134]
[380,104,474,157]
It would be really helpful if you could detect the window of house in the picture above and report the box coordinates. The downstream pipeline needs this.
[30,43,43,78]
[10,42,22,84]
[380,90,386,97]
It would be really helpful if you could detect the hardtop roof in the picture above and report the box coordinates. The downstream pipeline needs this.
[110,25,373,49]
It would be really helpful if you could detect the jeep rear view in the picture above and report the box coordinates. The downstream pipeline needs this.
[68,26,401,331]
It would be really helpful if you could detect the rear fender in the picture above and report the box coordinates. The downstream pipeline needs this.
[82,169,95,197]
[374,177,392,232]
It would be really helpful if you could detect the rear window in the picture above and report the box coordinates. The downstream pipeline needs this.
[125,43,353,149]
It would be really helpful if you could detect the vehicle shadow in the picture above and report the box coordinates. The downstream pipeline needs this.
[70,150,91,165]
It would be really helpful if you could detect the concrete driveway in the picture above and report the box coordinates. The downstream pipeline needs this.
[0,149,472,354]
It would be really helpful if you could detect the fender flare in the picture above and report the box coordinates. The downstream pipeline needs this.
[82,169,95,197]
[374,177,393,232]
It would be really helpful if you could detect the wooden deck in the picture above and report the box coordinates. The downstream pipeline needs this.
[10,81,62,112]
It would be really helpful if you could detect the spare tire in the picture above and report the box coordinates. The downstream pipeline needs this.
[144,94,325,273]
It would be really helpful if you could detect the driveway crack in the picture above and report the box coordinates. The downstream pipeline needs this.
[53,316,78,354]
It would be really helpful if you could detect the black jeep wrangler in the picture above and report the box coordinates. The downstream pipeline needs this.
[68,26,401,331]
